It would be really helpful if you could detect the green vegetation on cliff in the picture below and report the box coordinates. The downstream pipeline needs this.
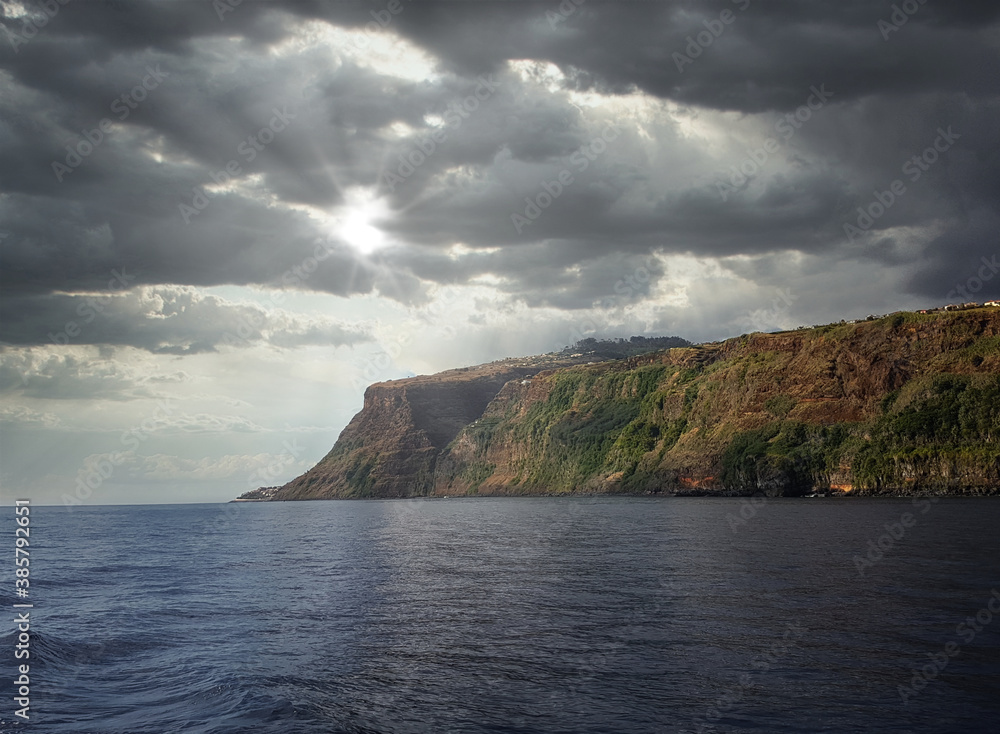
[436,310,1000,497]
[273,309,1000,500]
[716,373,1000,493]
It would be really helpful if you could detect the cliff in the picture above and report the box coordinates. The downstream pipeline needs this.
[271,346,683,499]
[270,310,1000,499]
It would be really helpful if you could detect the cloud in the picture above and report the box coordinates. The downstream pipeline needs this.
[1,1,997,317]
[152,413,267,434]
[0,285,372,352]
[0,346,178,399]
[0,404,61,429]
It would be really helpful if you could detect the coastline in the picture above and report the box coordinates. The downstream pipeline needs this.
[233,487,1000,502]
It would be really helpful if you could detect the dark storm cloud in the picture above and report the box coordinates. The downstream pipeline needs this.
[376,0,1000,301]
[392,0,1000,110]
[2,0,999,348]
[903,210,1000,303]
[390,242,665,310]
[0,286,372,354]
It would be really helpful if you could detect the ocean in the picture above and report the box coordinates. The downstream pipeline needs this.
[2,497,999,733]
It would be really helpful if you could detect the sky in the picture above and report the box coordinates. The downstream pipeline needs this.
[1,0,999,505]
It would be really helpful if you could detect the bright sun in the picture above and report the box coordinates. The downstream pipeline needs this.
[336,187,388,255]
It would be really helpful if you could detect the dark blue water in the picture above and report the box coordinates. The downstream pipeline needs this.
[1,497,999,733]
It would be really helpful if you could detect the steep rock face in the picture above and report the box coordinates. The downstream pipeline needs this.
[274,357,609,499]
[434,310,1000,497]
[275,310,1000,500]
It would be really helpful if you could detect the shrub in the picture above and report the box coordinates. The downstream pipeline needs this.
[764,394,796,419]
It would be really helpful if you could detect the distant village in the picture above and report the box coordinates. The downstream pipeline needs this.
[780,300,999,332]
[233,486,280,502]
[917,300,1000,314]
[841,300,1000,325]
